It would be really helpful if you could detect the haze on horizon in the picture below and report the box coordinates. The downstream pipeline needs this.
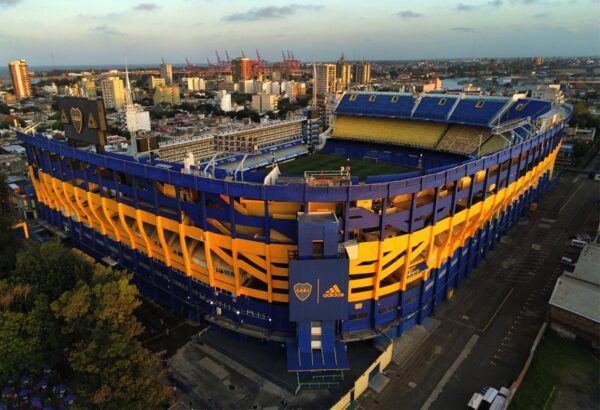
[1,0,599,67]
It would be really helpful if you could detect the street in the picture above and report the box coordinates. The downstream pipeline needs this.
[360,161,600,410]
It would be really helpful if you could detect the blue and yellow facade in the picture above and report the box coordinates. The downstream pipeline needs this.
[18,96,568,375]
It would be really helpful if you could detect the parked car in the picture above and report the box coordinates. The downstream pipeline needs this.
[571,239,588,249]
[577,234,593,243]
[560,256,576,267]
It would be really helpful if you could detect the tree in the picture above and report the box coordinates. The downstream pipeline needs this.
[0,309,43,379]
[0,281,48,380]
[0,174,20,278]
[231,93,252,105]
[229,108,260,122]
[571,102,600,129]
[52,265,172,409]
[12,240,93,300]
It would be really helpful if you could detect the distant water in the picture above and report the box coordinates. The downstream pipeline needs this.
[0,63,193,80]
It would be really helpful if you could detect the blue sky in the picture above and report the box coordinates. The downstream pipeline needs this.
[0,0,598,66]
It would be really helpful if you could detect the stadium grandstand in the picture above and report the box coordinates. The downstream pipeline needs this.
[325,92,557,158]
[18,91,571,389]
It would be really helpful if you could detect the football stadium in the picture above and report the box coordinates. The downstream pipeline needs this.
[18,91,572,384]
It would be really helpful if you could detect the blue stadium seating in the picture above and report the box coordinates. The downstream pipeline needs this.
[512,124,532,141]
[412,96,458,120]
[500,99,552,123]
[334,93,553,126]
[219,144,308,174]
[449,99,507,126]
[335,93,415,118]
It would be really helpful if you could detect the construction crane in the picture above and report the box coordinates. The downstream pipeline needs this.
[185,57,197,71]
[281,50,301,78]
[225,50,231,64]
[241,50,246,59]
[215,50,223,66]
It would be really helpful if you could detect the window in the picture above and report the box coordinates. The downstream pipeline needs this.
[349,95,357,101]
[368,95,376,102]
[475,100,485,108]
[391,96,399,103]
[438,98,447,106]
[215,266,235,278]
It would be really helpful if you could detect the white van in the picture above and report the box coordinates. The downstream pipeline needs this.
[571,239,587,248]
[560,256,575,267]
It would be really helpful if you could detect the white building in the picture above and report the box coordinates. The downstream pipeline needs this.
[80,78,96,98]
[160,63,173,85]
[239,80,255,94]
[149,76,166,89]
[183,77,206,92]
[270,82,281,96]
[41,83,58,95]
[251,92,278,114]
[257,81,272,94]
[315,64,336,96]
[100,77,125,110]
[214,90,232,112]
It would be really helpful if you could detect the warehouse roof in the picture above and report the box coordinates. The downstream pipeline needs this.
[549,242,600,323]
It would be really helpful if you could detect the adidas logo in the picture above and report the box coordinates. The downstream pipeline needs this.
[322,284,345,298]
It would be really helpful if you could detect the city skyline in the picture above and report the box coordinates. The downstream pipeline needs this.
[1,0,599,67]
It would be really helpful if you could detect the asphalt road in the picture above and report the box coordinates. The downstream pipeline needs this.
[360,159,600,410]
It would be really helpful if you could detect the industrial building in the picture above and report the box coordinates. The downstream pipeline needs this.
[549,240,600,345]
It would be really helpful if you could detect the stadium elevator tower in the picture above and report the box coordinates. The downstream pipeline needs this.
[287,212,351,387]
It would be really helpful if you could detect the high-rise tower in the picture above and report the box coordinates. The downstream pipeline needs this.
[9,59,32,98]
[160,58,173,85]
[336,54,352,90]
[232,57,251,82]
[352,61,371,85]
[315,64,336,96]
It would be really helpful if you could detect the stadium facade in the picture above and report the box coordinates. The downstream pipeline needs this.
[18,92,571,384]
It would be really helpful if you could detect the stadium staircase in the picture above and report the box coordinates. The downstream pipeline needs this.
[436,125,491,155]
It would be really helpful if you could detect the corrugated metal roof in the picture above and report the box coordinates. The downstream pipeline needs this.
[549,242,600,323]
[566,242,600,286]
[549,275,600,323]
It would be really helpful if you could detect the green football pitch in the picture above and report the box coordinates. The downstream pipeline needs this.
[277,153,418,181]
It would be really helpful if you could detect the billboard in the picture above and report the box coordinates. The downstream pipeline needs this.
[58,97,107,146]
[288,258,349,322]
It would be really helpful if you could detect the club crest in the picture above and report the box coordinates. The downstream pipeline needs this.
[70,107,84,134]
[293,282,312,302]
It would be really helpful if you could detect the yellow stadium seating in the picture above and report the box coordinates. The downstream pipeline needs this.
[436,125,491,154]
[330,116,447,148]
[479,135,507,155]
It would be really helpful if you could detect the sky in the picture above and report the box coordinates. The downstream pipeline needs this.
[0,0,599,66]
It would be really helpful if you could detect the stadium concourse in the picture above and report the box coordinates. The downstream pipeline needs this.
[18,91,571,391]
